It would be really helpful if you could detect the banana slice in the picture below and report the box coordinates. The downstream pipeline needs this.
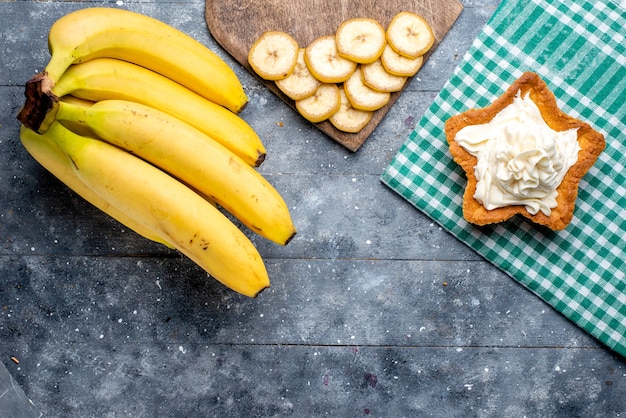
[386,11,434,58]
[248,31,299,80]
[295,83,341,123]
[335,18,387,64]
[344,66,390,111]
[305,35,357,83]
[330,88,373,133]
[380,44,424,77]
[361,59,407,92]
[275,48,321,100]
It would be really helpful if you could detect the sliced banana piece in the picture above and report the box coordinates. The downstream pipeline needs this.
[275,48,321,100]
[305,35,357,83]
[386,11,434,58]
[295,83,341,123]
[344,66,390,111]
[361,59,407,92]
[248,31,299,80]
[380,44,424,77]
[330,88,373,133]
[335,18,387,64]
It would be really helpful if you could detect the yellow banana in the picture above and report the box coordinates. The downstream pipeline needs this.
[59,95,94,107]
[17,7,247,131]
[53,58,265,166]
[53,99,297,246]
[50,7,247,112]
[19,125,173,249]
[58,94,224,210]
[40,121,270,297]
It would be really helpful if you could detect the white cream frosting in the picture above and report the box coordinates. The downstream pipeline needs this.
[454,90,580,216]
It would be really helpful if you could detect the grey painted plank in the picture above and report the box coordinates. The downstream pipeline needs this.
[1,342,623,417]
[0,256,602,348]
[2,253,622,416]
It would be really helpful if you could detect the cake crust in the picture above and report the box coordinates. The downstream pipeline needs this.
[444,72,605,230]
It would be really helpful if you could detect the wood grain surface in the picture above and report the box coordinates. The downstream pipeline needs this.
[205,0,463,151]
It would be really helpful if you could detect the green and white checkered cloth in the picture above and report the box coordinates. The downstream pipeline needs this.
[381,0,626,357]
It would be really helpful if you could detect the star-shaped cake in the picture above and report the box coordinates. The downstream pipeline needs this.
[445,72,605,230]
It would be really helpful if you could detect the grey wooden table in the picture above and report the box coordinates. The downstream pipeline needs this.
[1,0,625,416]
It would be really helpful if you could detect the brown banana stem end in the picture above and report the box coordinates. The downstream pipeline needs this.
[16,72,60,133]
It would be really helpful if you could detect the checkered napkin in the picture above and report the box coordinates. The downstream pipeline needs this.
[381,0,626,357]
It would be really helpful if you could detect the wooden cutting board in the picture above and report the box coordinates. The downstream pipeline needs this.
[206,0,463,151]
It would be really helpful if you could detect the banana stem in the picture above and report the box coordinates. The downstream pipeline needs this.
[44,54,75,84]
[55,100,90,127]
[41,122,88,166]
[16,72,61,133]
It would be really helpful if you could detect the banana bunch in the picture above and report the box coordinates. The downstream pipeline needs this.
[16,7,297,298]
